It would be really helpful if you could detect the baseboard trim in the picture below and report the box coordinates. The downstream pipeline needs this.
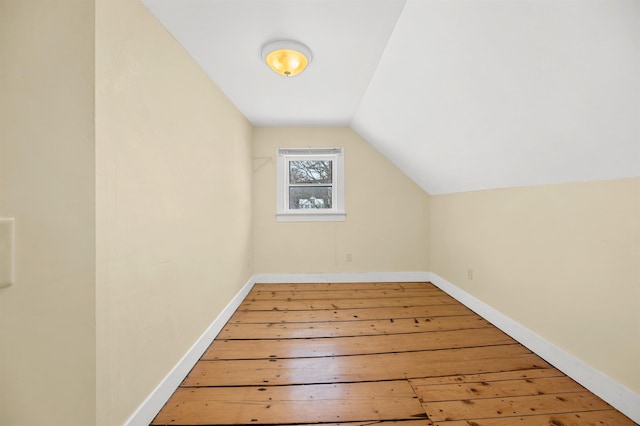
[124,276,257,426]
[252,271,432,284]
[429,272,640,424]
[125,271,640,425]
[124,271,428,425]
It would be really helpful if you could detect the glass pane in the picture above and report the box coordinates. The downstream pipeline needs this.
[289,160,332,184]
[289,186,333,209]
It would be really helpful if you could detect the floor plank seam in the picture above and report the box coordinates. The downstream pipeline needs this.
[217,329,495,340]
[431,407,623,421]
[200,345,527,362]
[177,378,452,389]
[417,390,595,403]
[227,315,477,324]
[238,305,463,312]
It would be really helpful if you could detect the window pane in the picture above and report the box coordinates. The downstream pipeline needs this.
[289,160,332,184]
[289,186,333,209]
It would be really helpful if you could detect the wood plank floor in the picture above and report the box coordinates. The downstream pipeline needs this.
[151,282,636,426]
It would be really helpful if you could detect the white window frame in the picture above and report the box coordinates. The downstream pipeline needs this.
[276,147,345,222]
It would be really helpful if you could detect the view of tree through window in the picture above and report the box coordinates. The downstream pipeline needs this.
[276,148,344,221]
[289,160,333,209]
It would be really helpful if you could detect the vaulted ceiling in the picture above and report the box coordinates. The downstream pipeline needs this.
[142,0,639,195]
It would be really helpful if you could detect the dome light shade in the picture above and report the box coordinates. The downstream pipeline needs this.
[261,40,312,77]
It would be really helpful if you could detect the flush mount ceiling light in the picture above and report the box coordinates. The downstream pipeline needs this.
[261,40,312,77]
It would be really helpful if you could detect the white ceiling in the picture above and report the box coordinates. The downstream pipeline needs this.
[143,0,640,195]
[141,0,406,126]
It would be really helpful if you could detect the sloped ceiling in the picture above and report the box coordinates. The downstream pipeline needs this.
[142,0,639,195]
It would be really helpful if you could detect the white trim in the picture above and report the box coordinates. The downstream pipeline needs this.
[429,272,640,424]
[125,271,640,425]
[253,271,431,284]
[123,276,257,426]
[276,147,345,222]
[276,213,346,222]
[278,148,340,155]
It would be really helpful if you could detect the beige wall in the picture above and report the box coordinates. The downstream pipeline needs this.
[95,1,253,424]
[0,0,96,425]
[430,177,640,393]
[1,1,636,424]
[253,127,430,274]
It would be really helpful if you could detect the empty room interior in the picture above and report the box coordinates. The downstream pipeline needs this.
[0,0,638,425]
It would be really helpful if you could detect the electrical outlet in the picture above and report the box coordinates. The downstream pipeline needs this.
[467,268,473,280]
[346,253,353,262]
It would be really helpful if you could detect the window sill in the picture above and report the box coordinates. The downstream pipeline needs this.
[276,212,346,222]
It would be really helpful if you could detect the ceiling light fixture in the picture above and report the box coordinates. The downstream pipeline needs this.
[261,40,312,77]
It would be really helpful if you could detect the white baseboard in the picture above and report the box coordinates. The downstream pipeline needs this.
[429,272,640,424]
[123,276,257,426]
[124,271,640,425]
[252,271,431,284]
[123,271,430,425]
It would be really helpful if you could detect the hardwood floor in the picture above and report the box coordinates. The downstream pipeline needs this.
[151,282,636,425]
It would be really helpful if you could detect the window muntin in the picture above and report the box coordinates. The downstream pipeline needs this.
[276,148,345,222]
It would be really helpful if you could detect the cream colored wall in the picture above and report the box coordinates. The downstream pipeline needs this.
[0,1,96,425]
[3,3,635,426]
[430,177,640,393]
[95,1,253,424]
[253,127,429,274]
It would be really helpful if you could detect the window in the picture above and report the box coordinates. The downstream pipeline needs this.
[276,148,345,222]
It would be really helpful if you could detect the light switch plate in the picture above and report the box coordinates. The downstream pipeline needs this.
[0,218,15,289]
